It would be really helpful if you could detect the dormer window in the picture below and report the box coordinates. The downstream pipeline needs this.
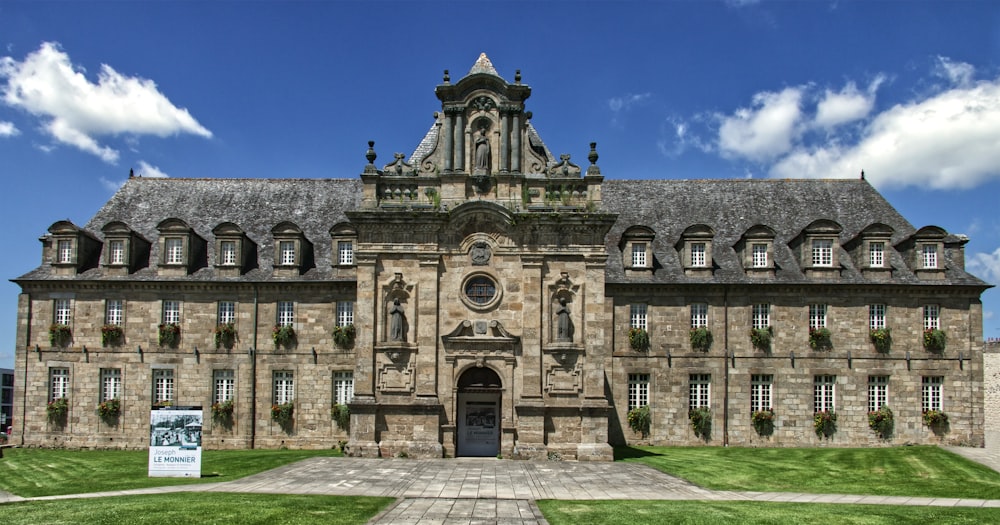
[738,225,776,277]
[901,226,946,279]
[869,241,884,267]
[621,226,655,274]
[108,240,125,265]
[48,220,102,275]
[632,243,647,268]
[799,219,842,277]
[279,241,297,266]
[220,241,237,265]
[156,218,203,275]
[849,223,894,280]
[811,239,833,267]
[921,244,938,269]
[164,238,184,265]
[213,222,253,275]
[57,239,74,263]
[330,223,358,268]
[338,241,354,266]
[678,224,714,277]
[272,221,311,276]
[690,243,707,267]
[752,243,768,268]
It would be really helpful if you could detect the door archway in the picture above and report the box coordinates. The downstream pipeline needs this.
[456,366,502,457]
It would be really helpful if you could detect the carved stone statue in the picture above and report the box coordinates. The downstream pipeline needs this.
[555,297,572,342]
[474,128,490,171]
[389,298,406,342]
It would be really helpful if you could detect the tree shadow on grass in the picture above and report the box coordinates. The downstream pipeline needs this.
[613,446,662,461]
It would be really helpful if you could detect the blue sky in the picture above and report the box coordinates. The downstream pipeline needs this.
[1,1,999,368]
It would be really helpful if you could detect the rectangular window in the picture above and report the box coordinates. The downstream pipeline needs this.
[100,368,122,402]
[162,300,181,325]
[689,374,711,409]
[338,241,354,266]
[213,369,235,404]
[337,301,354,327]
[54,298,71,325]
[627,373,650,410]
[752,244,768,267]
[57,239,73,263]
[279,241,296,265]
[50,368,69,401]
[690,243,706,267]
[218,301,236,325]
[752,303,770,329]
[629,304,648,330]
[109,239,125,265]
[813,375,836,412]
[277,301,294,327]
[165,238,184,264]
[922,376,943,412]
[333,371,354,405]
[869,241,884,268]
[921,244,938,269]
[869,304,886,330]
[690,303,708,328]
[811,239,833,266]
[153,369,174,405]
[809,304,827,329]
[273,371,294,404]
[868,375,889,412]
[632,243,647,268]
[923,304,940,330]
[105,299,124,326]
[750,374,773,413]
[220,241,237,266]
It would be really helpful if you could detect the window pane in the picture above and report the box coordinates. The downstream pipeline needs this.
[923,305,940,330]
[218,301,236,325]
[50,368,70,401]
[58,239,73,263]
[690,304,708,328]
[165,238,183,264]
[689,374,711,409]
[214,369,235,403]
[628,373,650,410]
[691,243,706,267]
[752,244,768,267]
[163,301,180,324]
[632,243,646,267]
[277,301,294,326]
[106,300,124,326]
[812,239,833,266]
[338,241,354,265]
[868,375,889,412]
[809,304,827,329]
[54,299,72,325]
[337,302,354,326]
[221,241,237,265]
[869,242,884,267]
[751,374,773,412]
[630,304,647,330]
[109,240,125,265]
[333,371,354,405]
[752,304,769,329]
[280,241,296,265]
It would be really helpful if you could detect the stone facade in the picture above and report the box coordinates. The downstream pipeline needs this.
[10,54,991,458]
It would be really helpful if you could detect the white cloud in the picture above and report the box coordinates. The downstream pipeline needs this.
[608,93,651,113]
[770,77,1000,188]
[718,87,803,161]
[0,42,211,163]
[0,120,17,136]
[137,160,169,178]
[969,247,1000,285]
[814,77,883,129]
[935,56,975,87]
[99,176,123,192]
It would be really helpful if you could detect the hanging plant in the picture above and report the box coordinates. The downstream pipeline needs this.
[214,323,237,349]
[923,329,946,353]
[751,409,775,436]
[868,406,894,439]
[272,325,296,348]
[211,399,235,425]
[689,407,712,439]
[49,324,72,347]
[814,410,837,438]
[271,401,294,426]
[101,325,124,347]
[923,409,949,430]
[331,403,350,431]
[158,323,181,347]
[749,327,772,352]
[869,328,891,353]
[808,327,832,350]
[47,397,69,423]
[628,328,650,352]
[97,398,121,423]
[689,327,713,352]
[332,324,356,349]
[626,405,651,438]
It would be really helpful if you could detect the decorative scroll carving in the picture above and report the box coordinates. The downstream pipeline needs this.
[383,153,418,177]
[471,96,496,112]
[546,154,582,177]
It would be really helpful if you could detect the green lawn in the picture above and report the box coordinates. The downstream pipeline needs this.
[0,493,394,525]
[615,445,1000,499]
[0,448,343,497]
[537,500,1000,525]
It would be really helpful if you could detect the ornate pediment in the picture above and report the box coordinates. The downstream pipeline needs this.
[442,320,519,347]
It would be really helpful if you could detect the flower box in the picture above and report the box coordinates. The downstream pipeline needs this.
[271,401,294,425]
[158,323,181,347]
[272,325,296,348]
[49,324,72,347]
[749,327,772,352]
[97,398,121,422]
[751,409,775,436]
[626,405,650,438]
[808,327,832,350]
[689,327,713,352]
[814,410,837,438]
[212,399,235,424]
[923,329,946,353]
[869,328,891,353]
[923,409,948,429]
[628,328,649,352]
[331,403,350,430]
[101,324,124,347]
[689,407,712,439]
[47,397,69,423]
[332,324,356,349]
[868,406,894,439]
[214,323,236,349]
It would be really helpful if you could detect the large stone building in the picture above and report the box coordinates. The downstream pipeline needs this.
[11,55,991,459]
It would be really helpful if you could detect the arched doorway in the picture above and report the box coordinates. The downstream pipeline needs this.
[456,367,502,457]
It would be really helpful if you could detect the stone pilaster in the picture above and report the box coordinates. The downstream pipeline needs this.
[416,255,441,397]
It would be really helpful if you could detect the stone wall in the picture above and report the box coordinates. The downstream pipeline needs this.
[985,339,1000,449]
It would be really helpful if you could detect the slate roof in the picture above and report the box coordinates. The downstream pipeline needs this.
[15,176,989,288]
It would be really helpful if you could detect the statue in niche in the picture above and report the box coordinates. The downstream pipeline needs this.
[474,127,491,171]
[555,297,573,342]
[388,298,406,342]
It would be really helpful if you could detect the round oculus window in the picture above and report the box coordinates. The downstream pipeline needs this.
[462,274,501,310]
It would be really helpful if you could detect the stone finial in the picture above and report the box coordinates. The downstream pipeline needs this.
[861,170,865,180]
[366,141,377,165]
[128,168,134,179]
[515,69,521,84]
[588,142,598,165]
[443,69,450,83]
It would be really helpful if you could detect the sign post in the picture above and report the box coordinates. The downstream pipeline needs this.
[148,406,202,478]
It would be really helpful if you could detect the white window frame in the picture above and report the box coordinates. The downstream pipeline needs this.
[752,303,769,330]
[629,304,648,330]
[100,368,122,402]
[337,241,354,266]
[631,242,647,268]
[220,240,237,266]
[218,301,236,325]
[277,301,294,327]
[50,367,70,401]
[689,374,711,410]
[279,240,296,266]
[627,373,650,410]
[811,239,833,267]
[54,298,72,325]
[923,304,940,330]
[105,299,124,326]
[869,241,884,268]
[869,304,886,330]
[273,370,294,405]
[809,304,827,329]
[165,238,184,265]
[109,239,125,265]
[57,239,73,263]
[333,371,354,405]
[690,303,708,328]
[162,300,181,325]
[751,243,768,268]
[690,242,706,267]
[213,369,235,404]
[337,301,354,327]
[868,375,889,412]
[922,376,943,412]
[750,374,773,413]
[153,369,174,405]
[921,244,938,269]
[813,375,836,412]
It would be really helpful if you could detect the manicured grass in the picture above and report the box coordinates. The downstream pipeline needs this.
[616,446,1000,499]
[0,492,394,525]
[537,500,1000,525]
[0,448,343,497]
